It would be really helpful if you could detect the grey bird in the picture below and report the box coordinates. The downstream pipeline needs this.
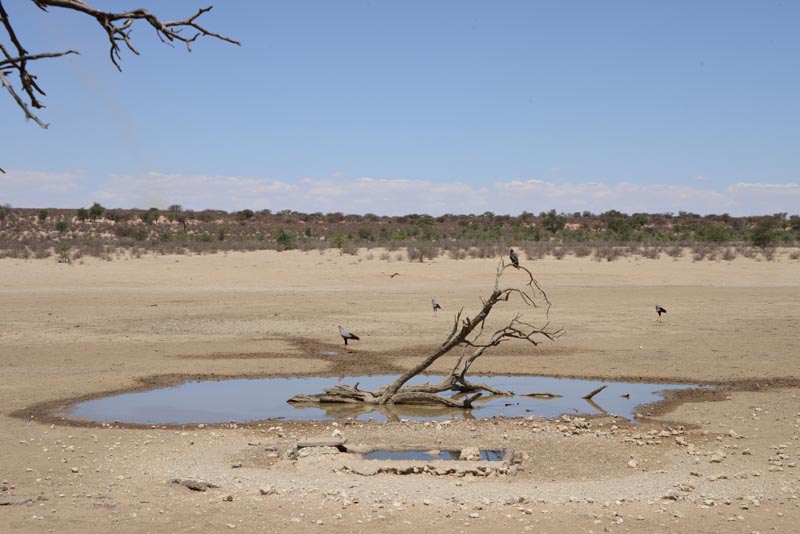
[655,305,667,321]
[509,248,520,268]
[338,325,360,349]
[431,298,442,314]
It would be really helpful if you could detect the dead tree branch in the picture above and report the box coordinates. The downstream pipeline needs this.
[1,0,238,128]
[522,392,562,399]
[289,261,564,409]
[582,385,607,400]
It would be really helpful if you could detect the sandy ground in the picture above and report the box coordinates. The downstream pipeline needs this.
[1,249,799,533]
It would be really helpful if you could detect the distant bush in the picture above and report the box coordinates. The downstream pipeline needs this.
[665,246,683,259]
[750,220,777,249]
[88,202,105,221]
[573,245,592,258]
[721,248,737,261]
[2,207,798,262]
[275,228,293,250]
[56,244,71,264]
[139,208,159,224]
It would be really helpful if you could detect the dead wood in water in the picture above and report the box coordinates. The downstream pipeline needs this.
[522,392,563,399]
[582,385,607,400]
[288,261,563,409]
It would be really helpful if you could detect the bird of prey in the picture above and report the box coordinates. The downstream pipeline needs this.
[431,298,442,314]
[655,305,667,321]
[509,248,520,268]
[338,325,360,349]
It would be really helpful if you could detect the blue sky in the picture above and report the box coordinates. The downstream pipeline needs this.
[2,0,798,215]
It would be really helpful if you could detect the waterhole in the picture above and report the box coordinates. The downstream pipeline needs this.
[362,449,506,461]
[68,375,694,425]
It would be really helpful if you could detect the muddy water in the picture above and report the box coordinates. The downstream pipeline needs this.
[69,374,695,424]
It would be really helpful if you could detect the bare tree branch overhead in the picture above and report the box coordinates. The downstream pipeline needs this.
[1,0,238,129]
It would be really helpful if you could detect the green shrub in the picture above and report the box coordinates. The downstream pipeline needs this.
[88,202,105,221]
[276,228,294,249]
[750,220,777,249]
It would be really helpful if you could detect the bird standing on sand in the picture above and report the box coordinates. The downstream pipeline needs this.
[431,298,442,315]
[338,325,360,350]
[509,248,520,268]
[655,305,667,321]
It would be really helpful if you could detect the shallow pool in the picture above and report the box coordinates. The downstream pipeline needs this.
[69,374,694,425]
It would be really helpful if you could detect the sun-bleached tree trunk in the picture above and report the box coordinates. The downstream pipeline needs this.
[289,260,564,409]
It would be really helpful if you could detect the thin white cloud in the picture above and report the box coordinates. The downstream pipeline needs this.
[0,170,89,207]
[2,170,798,216]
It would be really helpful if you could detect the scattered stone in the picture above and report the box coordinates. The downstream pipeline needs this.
[297,446,341,458]
[296,437,346,449]
[171,479,219,492]
[459,447,481,461]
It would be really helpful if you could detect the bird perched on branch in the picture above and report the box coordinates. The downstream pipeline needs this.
[338,325,360,350]
[509,248,520,268]
[655,305,667,321]
[431,298,442,315]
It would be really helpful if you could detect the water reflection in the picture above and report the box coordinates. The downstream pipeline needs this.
[70,374,693,425]
[362,449,505,461]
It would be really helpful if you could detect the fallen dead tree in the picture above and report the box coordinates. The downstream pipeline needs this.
[289,260,564,409]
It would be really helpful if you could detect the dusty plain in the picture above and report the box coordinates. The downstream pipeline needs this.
[1,249,799,533]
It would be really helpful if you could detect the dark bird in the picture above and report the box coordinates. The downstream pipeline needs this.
[655,305,667,321]
[509,248,520,268]
[390,272,400,278]
[431,298,442,314]
[338,325,360,350]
